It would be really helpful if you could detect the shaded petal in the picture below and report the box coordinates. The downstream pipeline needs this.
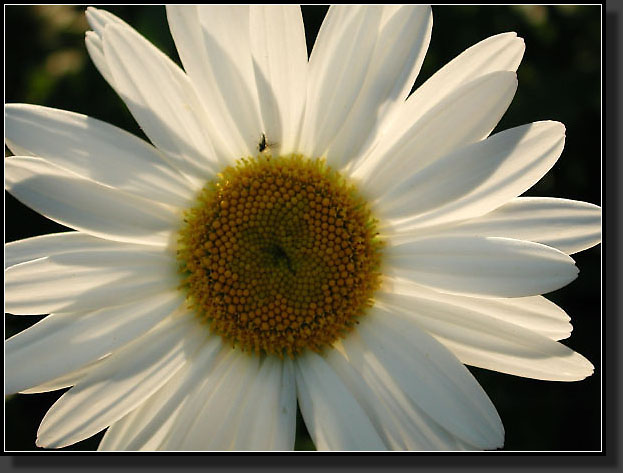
[230,357,297,450]
[352,72,517,198]
[5,157,179,246]
[5,104,194,207]
[166,5,262,158]
[386,236,578,298]
[407,197,602,255]
[157,349,259,450]
[354,305,504,449]
[98,336,223,451]
[5,246,178,315]
[5,232,140,269]
[377,292,593,381]
[20,356,110,394]
[295,351,386,451]
[36,310,204,449]
[298,5,383,160]
[326,6,433,169]
[249,5,307,155]
[326,339,472,450]
[376,122,565,225]
[5,291,184,395]
[383,277,573,341]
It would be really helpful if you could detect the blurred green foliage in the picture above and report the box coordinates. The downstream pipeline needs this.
[5,5,601,452]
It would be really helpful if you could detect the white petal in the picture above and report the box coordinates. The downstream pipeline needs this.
[386,236,578,298]
[348,31,524,173]
[327,6,433,169]
[98,336,223,451]
[5,232,139,269]
[85,6,127,37]
[153,347,236,450]
[249,6,307,155]
[101,23,223,185]
[352,71,518,198]
[356,305,504,449]
[85,30,115,87]
[5,157,179,246]
[298,6,383,160]
[158,349,261,450]
[5,291,184,395]
[377,292,594,381]
[376,121,566,225]
[20,356,110,394]
[166,5,262,158]
[410,197,602,255]
[36,310,204,449]
[5,104,194,207]
[326,339,472,450]
[295,351,386,451]
[230,357,297,450]
[5,246,178,315]
[383,277,572,341]
[394,32,524,130]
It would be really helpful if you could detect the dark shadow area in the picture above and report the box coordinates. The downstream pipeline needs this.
[603,7,620,469]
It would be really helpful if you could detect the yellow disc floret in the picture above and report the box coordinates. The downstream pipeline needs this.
[177,154,383,358]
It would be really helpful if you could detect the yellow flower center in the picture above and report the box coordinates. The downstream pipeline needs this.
[177,154,383,358]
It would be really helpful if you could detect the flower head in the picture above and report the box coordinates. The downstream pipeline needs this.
[5,5,601,451]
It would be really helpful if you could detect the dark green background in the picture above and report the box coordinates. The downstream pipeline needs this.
[5,5,602,451]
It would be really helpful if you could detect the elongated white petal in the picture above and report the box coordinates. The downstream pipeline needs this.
[86,7,221,182]
[357,305,504,449]
[376,122,565,224]
[5,157,179,246]
[36,311,203,449]
[349,32,524,173]
[5,247,178,315]
[85,30,115,87]
[396,32,524,130]
[98,336,223,451]
[326,6,432,169]
[101,23,221,185]
[85,6,127,37]
[230,357,297,450]
[154,348,236,450]
[5,292,184,395]
[298,6,383,159]
[353,72,517,198]
[295,351,386,451]
[377,292,594,381]
[20,356,110,394]
[409,197,602,255]
[249,5,307,155]
[386,236,578,298]
[383,277,572,341]
[5,104,194,207]
[5,232,140,269]
[166,5,262,159]
[326,338,473,450]
[158,349,261,450]
[83,6,127,88]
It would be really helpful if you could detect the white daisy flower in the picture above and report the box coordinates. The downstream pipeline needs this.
[5,5,601,451]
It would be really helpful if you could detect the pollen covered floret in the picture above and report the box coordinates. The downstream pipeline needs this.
[177,154,383,358]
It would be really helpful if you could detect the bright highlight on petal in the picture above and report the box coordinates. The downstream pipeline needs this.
[5,5,600,452]
[386,236,579,298]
